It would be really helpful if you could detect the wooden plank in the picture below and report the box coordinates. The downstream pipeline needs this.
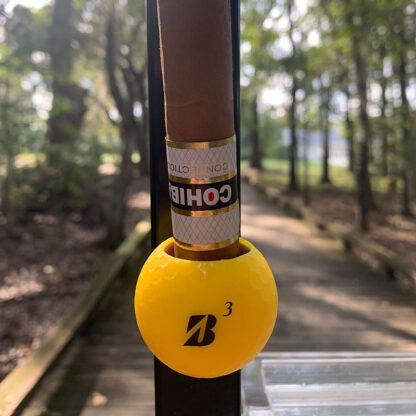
[0,219,151,416]
[343,232,416,282]
[16,182,416,415]
[244,173,416,290]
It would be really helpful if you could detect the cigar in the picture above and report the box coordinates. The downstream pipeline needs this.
[157,0,240,260]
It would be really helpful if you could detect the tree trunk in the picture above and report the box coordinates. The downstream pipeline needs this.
[48,83,87,144]
[250,94,262,170]
[105,126,135,247]
[355,66,372,230]
[398,43,412,217]
[47,0,86,164]
[380,76,389,176]
[302,120,310,206]
[0,80,16,228]
[288,79,298,190]
[104,11,137,246]
[345,88,355,173]
[348,5,373,231]
[287,0,298,191]
[135,69,150,176]
[320,86,331,184]
[2,151,15,223]
[356,63,373,230]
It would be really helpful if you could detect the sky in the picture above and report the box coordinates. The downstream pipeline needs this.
[5,0,50,13]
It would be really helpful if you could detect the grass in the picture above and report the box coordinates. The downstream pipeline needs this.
[15,153,45,168]
[0,155,394,195]
[242,158,393,193]
[0,153,45,179]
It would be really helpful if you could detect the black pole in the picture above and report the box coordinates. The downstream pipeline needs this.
[147,1,241,414]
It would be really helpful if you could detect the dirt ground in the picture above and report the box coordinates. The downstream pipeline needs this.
[252,171,416,270]
[0,175,150,382]
[303,188,416,270]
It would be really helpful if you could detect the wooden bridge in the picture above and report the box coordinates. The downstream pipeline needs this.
[2,183,416,416]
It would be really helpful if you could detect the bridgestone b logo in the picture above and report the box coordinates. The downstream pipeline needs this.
[184,315,217,347]
[169,176,238,212]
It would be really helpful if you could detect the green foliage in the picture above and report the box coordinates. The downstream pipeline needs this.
[1,0,415,229]
[245,158,393,193]
[4,6,47,65]
[40,140,102,208]
[241,102,284,160]
[259,109,285,158]
[241,0,278,94]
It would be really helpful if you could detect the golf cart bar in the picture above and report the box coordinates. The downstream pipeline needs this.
[146,0,242,414]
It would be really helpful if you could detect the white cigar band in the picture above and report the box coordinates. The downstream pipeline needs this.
[166,136,240,251]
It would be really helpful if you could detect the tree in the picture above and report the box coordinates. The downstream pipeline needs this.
[0,78,16,227]
[344,74,356,174]
[312,1,356,175]
[307,46,337,184]
[249,94,262,169]
[47,0,87,165]
[103,0,148,246]
[241,0,277,170]
[285,0,300,190]
[271,0,308,190]
[80,0,149,179]
[348,1,375,230]
[319,0,376,230]
[391,2,414,216]
[104,11,135,246]
[0,7,38,229]
[374,42,391,177]
[299,80,312,205]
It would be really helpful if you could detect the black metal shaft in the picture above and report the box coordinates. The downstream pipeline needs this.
[147,1,241,414]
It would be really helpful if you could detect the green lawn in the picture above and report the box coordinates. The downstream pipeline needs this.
[0,153,45,179]
[242,158,392,193]
[15,153,46,167]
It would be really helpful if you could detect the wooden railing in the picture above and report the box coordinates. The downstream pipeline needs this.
[0,219,151,416]
[244,173,416,293]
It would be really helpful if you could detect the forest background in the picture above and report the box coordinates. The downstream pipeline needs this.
[1,0,416,379]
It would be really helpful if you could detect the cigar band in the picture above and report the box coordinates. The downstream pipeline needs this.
[166,136,240,251]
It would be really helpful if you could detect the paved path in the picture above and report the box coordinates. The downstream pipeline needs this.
[21,183,416,415]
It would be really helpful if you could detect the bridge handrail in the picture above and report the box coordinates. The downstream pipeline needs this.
[0,219,151,416]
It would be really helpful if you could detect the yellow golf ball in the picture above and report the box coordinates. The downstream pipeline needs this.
[134,237,278,379]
